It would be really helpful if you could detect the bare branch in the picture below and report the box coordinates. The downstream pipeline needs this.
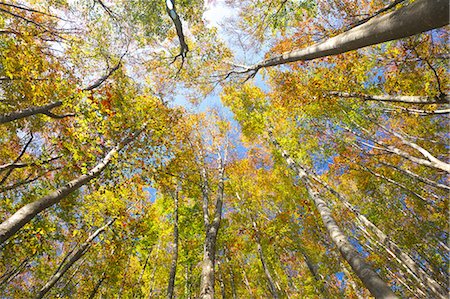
[346,0,407,29]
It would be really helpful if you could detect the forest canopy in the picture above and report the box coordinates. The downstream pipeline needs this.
[0,0,449,298]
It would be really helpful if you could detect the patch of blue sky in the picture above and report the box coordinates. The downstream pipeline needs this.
[348,236,369,258]
[144,186,157,203]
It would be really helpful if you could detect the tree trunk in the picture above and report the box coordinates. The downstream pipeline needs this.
[148,240,161,298]
[328,91,449,104]
[252,220,279,299]
[380,161,450,191]
[341,262,365,299]
[0,256,30,287]
[199,155,225,299]
[88,273,106,299]
[35,218,115,299]
[299,156,448,298]
[185,263,192,299]
[242,268,255,299]
[217,261,226,299]
[246,0,448,73]
[228,264,237,299]
[167,186,180,299]
[269,134,398,299]
[346,124,450,173]
[0,133,137,245]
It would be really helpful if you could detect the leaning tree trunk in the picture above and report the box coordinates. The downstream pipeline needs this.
[269,134,398,299]
[0,133,138,245]
[167,186,180,299]
[88,273,106,299]
[199,155,225,299]
[244,0,448,74]
[252,220,279,299]
[302,166,448,298]
[35,218,115,299]
[328,91,450,105]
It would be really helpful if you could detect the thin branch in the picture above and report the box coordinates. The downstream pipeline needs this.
[346,0,407,30]
[0,133,33,185]
[0,167,63,193]
[0,2,69,21]
[82,52,126,91]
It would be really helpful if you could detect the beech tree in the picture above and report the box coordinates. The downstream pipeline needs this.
[1,0,448,298]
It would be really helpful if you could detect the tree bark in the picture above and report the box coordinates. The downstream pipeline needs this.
[0,101,75,124]
[346,125,450,173]
[380,161,450,191]
[199,154,225,299]
[341,262,365,299]
[167,185,180,299]
[35,218,115,299]
[243,0,449,75]
[148,240,161,298]
[88,273,106,299]
[0,133,137,245]
[303,163,447,298]
[242,268,255,299]
[269,133,398,299]
[252,220,279,299]
[0,256,30,287]
[217,261,226,299]
[328,91,449,104]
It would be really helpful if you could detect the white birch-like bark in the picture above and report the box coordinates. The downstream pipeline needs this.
[35,218,115,299]
[328,91,449,104]
[304,166,448,298]
[240,0,448,75]
[167,185,180,299]
[199,154,225,299]
[0,133,137,245]
[252,219,279,299]
[269,134,398,299]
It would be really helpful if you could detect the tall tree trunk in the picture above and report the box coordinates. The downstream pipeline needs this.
[292,149,448,298]
[380,161,450,191]
[167,185,180,299]
[242,267,255,299]
[185,263,192,299]
[252,220,279,299]
[296,248,332,297]
[35,218,115,299]
[88,273,106,299]
[199,154,225,299]
[243,0,448,74]
[148,240,161,298]
[341,262,365,299]
[0,101,75,124]
[227,262,237,299]
[306,169,447,298]
[269,134,398,299]
[0,256,30,287]
[328,91,449,104]
[0,133,138,245]
[346,124,450,173]
[217,261,226,299]
[136,247,153,288]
